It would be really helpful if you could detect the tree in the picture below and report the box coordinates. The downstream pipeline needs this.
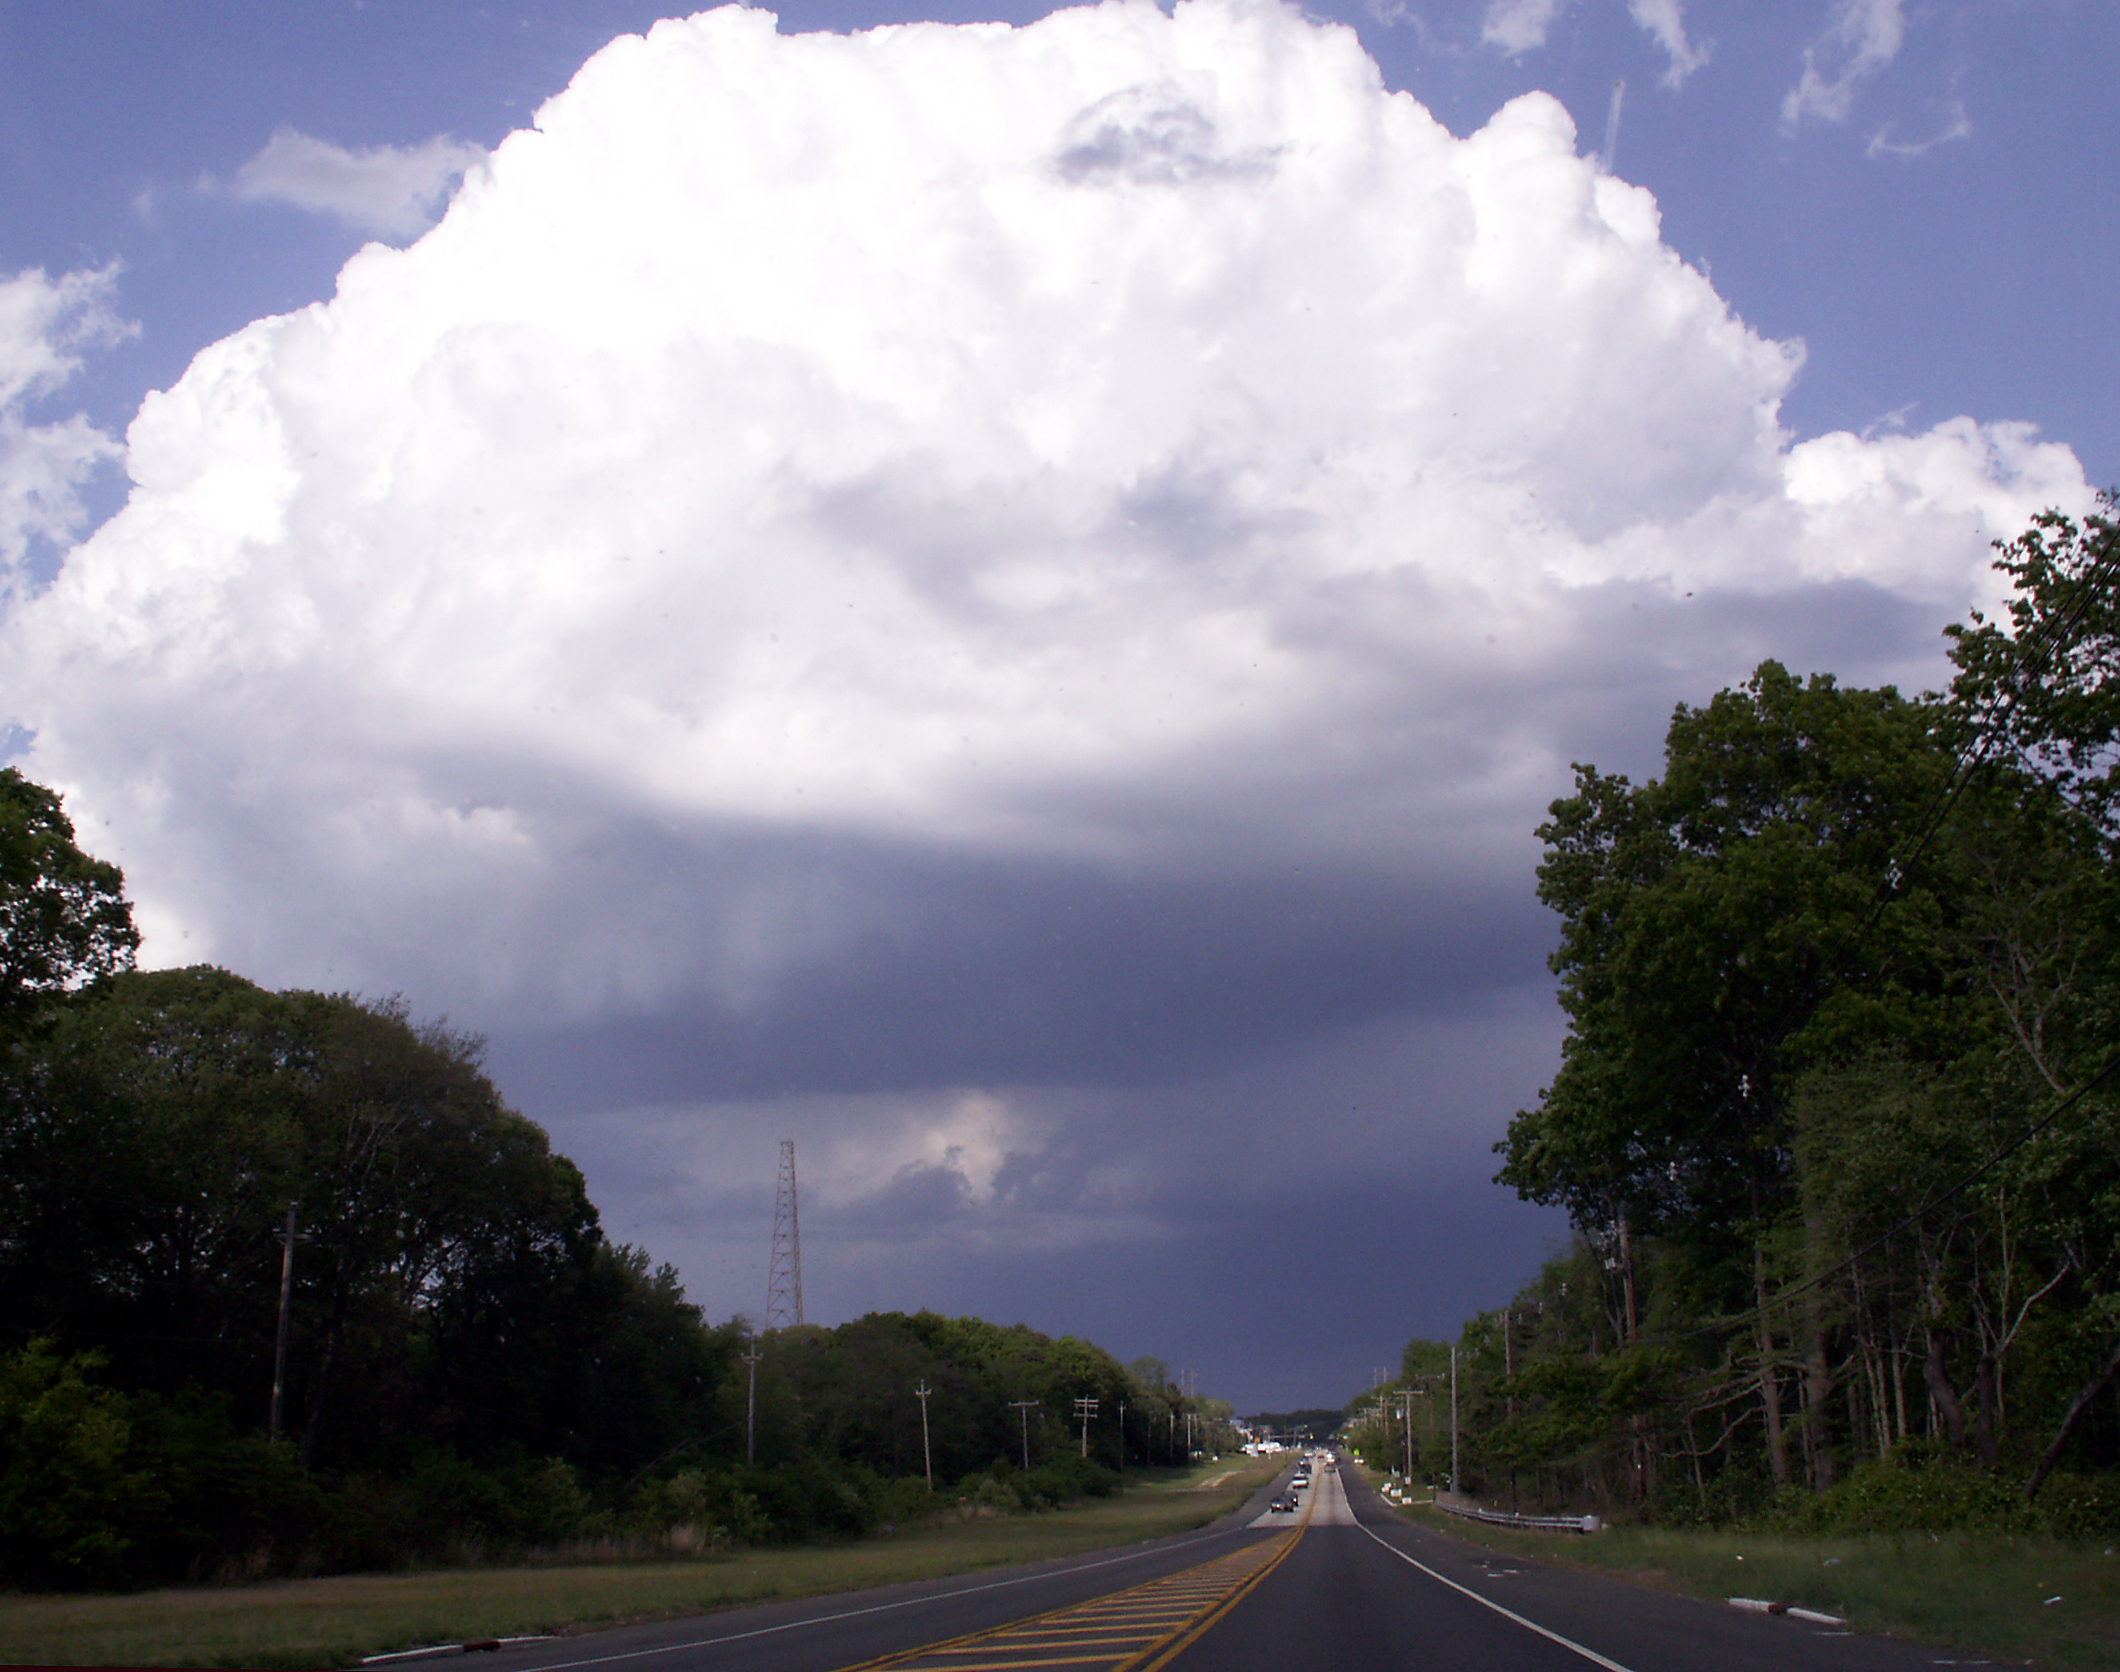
[1499,662,1974,1491]
[1945,499,2120,844]
[1943,499,2120,1495]
[1499,662,1961,1243]
[0,768,137,1024]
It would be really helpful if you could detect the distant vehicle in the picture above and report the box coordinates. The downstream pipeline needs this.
[1269,1494,1297,1513]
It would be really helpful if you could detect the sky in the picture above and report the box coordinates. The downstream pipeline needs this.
[0,0,2111,1414]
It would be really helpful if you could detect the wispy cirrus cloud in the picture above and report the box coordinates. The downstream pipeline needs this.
[1478,0,1705,86]
[1784,0,1905,126]
[1868,97,1971,159]
[214,128,485,240]
[1628,0,1709,86]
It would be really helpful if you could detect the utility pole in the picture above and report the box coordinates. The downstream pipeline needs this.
[269,1202,298,1438]
[743,1339,763,1464]
[1504,1310,1518,1513]
[914,1380,934,1492]
[1074,1396,1099,1458]
[1402,1389,1414,1482]
[1116,1400,1126,1479]
[1450,1341,1460,1496]
[1007,1399,1039,1472]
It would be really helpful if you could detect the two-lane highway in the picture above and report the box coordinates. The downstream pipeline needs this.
[1171,1458,1947,1672]
[464,1457,1953,1672]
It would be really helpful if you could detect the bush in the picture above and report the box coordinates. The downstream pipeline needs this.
[1788,1445,2032,1536]
[2033,1472,2120,1540]
[124,1390,322,1581]
[738,1456,877,1543]
[0,1341,145,1589]
[1012,1456,1118,1511]
[631,1465,767,1548]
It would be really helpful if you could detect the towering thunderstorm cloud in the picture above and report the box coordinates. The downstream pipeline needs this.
[0,2,2089,1321]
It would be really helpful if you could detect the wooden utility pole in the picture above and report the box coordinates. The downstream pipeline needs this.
[1450,1342,1460,1494]
[1074,1396,1099,1458]
[1008,1399,1039,1472]
[914,1380,934,1491]
[269,1203,297,1438]
[743,1341,763,1463]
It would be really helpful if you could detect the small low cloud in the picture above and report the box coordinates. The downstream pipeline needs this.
[1481,0,1570,56]
[1628,0,1708,87]
[1784,0,1906,127]
[219,128,485,240]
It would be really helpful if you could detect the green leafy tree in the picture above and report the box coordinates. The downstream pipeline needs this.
[0,768,138,1025]
[1946,500,2120,842]
[1498,661,1996,1495]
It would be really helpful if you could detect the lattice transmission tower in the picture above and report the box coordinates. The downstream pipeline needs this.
[765,1139,803,1329]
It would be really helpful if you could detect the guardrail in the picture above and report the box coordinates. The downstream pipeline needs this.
[1365,1471,1603,1535]
[1431,1493,1602,1535]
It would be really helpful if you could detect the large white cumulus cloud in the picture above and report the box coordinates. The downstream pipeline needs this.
[0,0,2088,1017]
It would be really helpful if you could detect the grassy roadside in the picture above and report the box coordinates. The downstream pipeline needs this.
[0,1457,1279,1670]
[1349,1461,2120,1670]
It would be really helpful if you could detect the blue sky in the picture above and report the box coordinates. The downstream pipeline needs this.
[1,0,2110,1410]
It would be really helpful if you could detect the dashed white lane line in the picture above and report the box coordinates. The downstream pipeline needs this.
[1353,1514,1642,1672]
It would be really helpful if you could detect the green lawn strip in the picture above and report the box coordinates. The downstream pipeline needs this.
[0,1458,1281,1670]
[1350,1464,2120,1670]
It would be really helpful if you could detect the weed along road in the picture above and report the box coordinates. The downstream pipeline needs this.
[458,1460,1954,1672]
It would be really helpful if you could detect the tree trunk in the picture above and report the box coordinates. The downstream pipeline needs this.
[1971,1352,2001,1467]
[2026,1336,2120,1501]
[1755,1248,1791,1489]
[1802,1275,1836,1491]
[1923,1326,1968,1450]
[300,1317,343,1469]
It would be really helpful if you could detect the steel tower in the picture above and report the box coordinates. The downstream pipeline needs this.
[765,1139,803,1329]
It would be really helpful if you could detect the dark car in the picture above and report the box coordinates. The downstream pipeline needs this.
[1268,1493,1297,1513]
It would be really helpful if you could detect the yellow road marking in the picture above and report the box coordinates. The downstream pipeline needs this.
[831,1495,1310,1672]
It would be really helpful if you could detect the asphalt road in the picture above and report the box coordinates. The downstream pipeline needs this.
[432,1459,1960,1672]
[1180,1461,1949,1672]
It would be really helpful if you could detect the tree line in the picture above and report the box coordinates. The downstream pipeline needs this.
[0,775,1222,1588]
[1351,502,2120,1536]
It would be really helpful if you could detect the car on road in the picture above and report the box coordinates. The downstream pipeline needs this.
[1268,1494,1297,1513]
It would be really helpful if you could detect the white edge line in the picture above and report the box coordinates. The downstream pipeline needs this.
[1355,1518,1640,1672]
[517,1519,1253,1672]
[364,1638,557,1665]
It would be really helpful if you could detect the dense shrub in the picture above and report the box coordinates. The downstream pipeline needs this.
[1011,1456,1119,1510]
[1787,1447,2029,1536]
[0,1342,144,1589]
[2032,1473,2120,1540]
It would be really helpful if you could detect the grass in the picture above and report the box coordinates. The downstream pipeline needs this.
[1354,1464,2120,1669]
[0,1457,1282,1670]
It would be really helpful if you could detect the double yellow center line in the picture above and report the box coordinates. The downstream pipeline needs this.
[834,1503,1308,1672]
